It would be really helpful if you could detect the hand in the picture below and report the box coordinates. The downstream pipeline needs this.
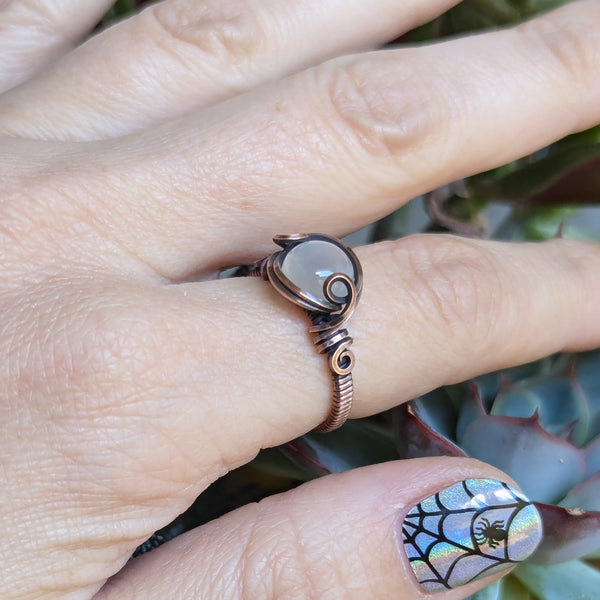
[1,1,599,598]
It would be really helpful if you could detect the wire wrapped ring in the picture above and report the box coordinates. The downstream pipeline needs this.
[240,233,362,433]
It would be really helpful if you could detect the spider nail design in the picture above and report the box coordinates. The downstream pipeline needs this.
[400,479,543,593]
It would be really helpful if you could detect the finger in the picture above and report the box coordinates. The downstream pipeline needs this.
[0,0,461,140]
[0,0,114,93]
[95,460,543,599]
[37,0,600,279]
[4,237,593,596]
[21,236,597,505]
[115,236,600,480]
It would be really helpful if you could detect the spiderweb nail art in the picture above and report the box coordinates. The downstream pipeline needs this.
[401,479,542,592]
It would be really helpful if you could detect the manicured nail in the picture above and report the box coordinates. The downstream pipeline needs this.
[400,479,543,593]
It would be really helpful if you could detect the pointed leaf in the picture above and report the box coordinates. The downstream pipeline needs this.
[491,376,590,446]
[461,414,586,503]
[282,439,331,477]
[517,0,583,19]
[473,357,556,400]
[282,420,397,478]
[456,383,486,443]
[494,206,592,242]
[530,502,600,564]
[411,388,458,440]
[515,560,600,600]
[394,403,466,459]
[560,472,600,512]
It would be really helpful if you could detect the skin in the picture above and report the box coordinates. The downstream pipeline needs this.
[0,0,599,598]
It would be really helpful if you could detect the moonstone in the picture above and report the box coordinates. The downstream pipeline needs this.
[280,239,354,307]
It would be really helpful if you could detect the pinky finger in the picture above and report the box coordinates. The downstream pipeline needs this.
[95,459,543,599]
[0,0,114,93]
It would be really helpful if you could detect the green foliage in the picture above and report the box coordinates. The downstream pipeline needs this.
[410,0,574,38]
[102,0,140,24]
[515,561,600,600]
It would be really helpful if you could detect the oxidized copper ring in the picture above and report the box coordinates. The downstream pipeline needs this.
[241,234,363,433]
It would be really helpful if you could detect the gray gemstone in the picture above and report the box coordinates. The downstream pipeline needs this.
[280,239,354,307]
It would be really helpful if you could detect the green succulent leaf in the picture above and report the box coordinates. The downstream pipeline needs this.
[407,387,458,440]
[394,402,466,459]
[515,560,600,600]
[498,576,533,599]
[455,383,487,441]
[460,413,586,503]
[471,357,555,401]
[281,420,398,478]
[532,502,600,564]
[466,579,506,600]
[248,447,313,482]
[490,375,590,446]
[559,472,600,512]
[572,352,600,444]
[102,0,140,24]
[494,206,592,242]
[585,548,600,560]
[467,576,532,600]
[419,0,576,40]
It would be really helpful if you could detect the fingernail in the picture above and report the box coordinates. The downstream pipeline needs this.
[400,479,543,593]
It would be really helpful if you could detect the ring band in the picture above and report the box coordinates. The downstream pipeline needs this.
[241,234,363,433]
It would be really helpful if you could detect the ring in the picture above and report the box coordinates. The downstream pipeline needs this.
[241,233,363,433]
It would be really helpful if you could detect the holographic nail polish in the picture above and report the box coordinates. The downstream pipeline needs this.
[400,479,543,593]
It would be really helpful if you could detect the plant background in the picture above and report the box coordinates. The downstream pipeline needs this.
[102,1,600,598]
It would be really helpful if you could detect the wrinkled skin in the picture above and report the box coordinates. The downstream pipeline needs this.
[1,1,600,599]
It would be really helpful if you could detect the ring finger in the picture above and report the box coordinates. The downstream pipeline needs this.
[6,234,600,597]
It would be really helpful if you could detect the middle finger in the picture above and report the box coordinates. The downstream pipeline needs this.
[17,0,600,280]
[0,0,460,140]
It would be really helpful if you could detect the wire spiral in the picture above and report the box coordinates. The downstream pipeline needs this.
[237,235,362,433]
[308,273,357,431]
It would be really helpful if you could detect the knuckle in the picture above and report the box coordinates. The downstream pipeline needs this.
[150,0,266,66]
[392,235,503,341]
[22,285,158,419]
[238,502,347,599]
[320,57,431,160]
[518,15,596,87]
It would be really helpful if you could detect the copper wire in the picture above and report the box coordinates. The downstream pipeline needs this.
[240,235,362,433]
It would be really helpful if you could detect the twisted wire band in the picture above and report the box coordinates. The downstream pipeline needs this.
[241,234,362,433]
